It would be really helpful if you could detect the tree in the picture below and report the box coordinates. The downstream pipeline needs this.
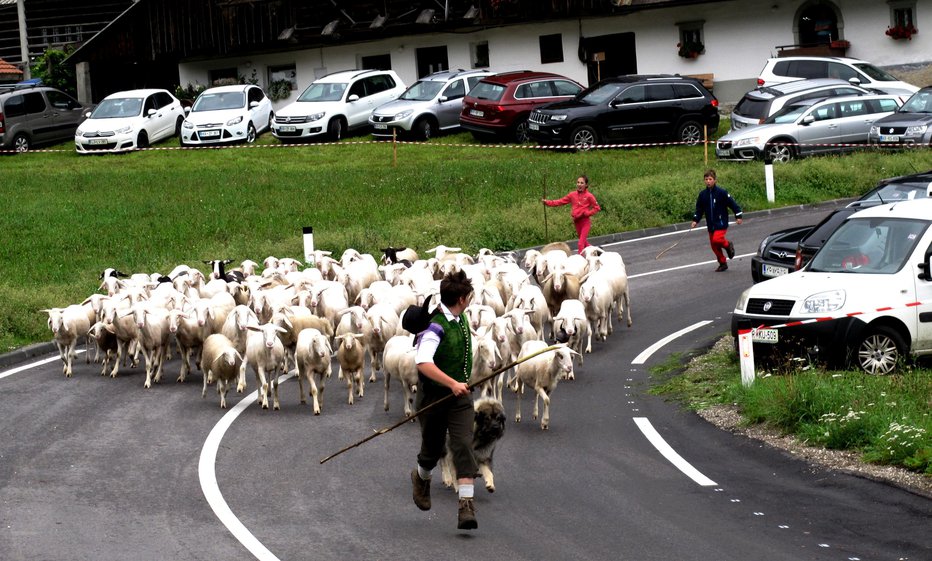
[31,47,76,96]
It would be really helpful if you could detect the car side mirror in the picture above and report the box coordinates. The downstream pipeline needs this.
[801,115,815,126]
[184,106,191,114]
[85,111,92,118]
[147,108,157,117]
[848,77,862,86]
[438,96,448,103]
[348,94,360,102]
[249,101,259,109]
[919,246,932,281]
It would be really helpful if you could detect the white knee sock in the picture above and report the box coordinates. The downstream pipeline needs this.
[417,464,432,480]
[458,484,474,499]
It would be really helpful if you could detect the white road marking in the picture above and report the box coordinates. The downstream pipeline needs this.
[629,253,754,279]
[199,372,294,561]
[0,350,85,380]
[631,320,712,364]
[601,220,740,248]
[634,417,718,486]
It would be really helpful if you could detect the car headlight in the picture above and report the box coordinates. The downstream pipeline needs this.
[550,114,568,121]
[734,137,759,147]
[906,125,927,135]
[869,126,879,135]
[183,121,194,130]
[307,112,326,122]
[735,288,751,312]
[226,116,243,126]
[75,128,84,136]
[393,110,413,120]
[115,126,133,135]
[802,290,845,314]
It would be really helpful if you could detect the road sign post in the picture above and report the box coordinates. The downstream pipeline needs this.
[303,226,315,265]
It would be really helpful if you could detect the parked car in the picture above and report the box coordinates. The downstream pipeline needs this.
[459,71,583,143]
[733,197,932,375]
[180,84,273,146]
[731,78,870,131]
[0,84,89,153]
[369,69,492,140]
[756,56,919,96]
[868,86,932,148]
[527,74,719,149]
[750,169,932,282]
[716,93,902,162]
[272,69,404,142]
[74,89,183,154]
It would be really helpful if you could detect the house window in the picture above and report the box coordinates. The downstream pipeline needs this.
[471,41,489,68]
[268,64,297,91]
[677,21,705,53]
[360,54,392,71]
[209,68,238,86]
[539,34,564,64]
[889,1,917,30]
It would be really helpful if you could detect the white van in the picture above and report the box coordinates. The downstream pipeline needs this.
[732,197,932,374]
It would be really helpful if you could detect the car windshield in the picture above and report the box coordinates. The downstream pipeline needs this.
[297,82,347,102]
[400,81,444,101]
[857,182,931,205]
[807,217,928,274]
[852,63,899,82]
[899,90,932,113]
[192,92,245,112]
[576,82,626,105]
[764,103,809,124]
[469,82,506,101]
[90,98,142,119]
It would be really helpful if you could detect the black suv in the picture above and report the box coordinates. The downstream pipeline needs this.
[527,75,719,149]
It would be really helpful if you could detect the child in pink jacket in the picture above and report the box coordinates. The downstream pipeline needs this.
[542,175,602,253]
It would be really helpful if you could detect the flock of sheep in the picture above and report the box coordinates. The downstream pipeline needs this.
[41,241,632,430]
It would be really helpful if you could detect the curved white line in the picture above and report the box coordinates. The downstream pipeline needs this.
[634,417,717,486]
[199,373,294,561]
[631,320,713,364]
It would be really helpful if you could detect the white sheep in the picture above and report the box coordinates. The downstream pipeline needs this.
[509,284,551,341]
[511,341,575,430]
[552,298,591,368]
[125,302,171,389]
[308,281,350,330]
[588,252,633,329]
[334,333,366,405]
[294,327,333,415]
[365,303,400,382]
[463,303,496,334]
[578,271,616,342]
[245,323,288,410]
[200,333,244,409]
[541,269,581,319]
[101,296,140,378]
[43,305,91,377]
[381,334,419,416]
[167,308,208,384]
[470,330,503,400]
[87,321,118,377]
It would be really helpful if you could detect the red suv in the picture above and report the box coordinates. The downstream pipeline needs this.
[460,71,583,143]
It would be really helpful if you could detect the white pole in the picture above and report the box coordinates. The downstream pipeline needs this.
[302,226,315,265]
[739,327,755,386]
[764,160,775,203]
[17,0,30,80]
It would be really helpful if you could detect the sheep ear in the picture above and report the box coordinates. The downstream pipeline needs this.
[274,326,288,334]
[543,273,553,283]
[246,325,261,332]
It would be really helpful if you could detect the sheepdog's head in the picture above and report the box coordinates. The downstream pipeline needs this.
[474,396,506,441]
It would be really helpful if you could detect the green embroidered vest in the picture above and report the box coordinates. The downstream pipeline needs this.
[430,312,472,384]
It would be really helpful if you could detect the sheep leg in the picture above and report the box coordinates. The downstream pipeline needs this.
[539,389,552,431]
[178,346,191,383]
[383,371,391,412]
[217,379,227,409]
[344,368,354,405]
[271,376,281,411]
[64,341,76,377]
[110,340,124,378]
[440,454,456,489]
[296,366,307,404]
[129,340,140,368]
[585,326,592,354]
[154,347,166,384]
[237,360,248,393]
[143,348,155,389]
[624,289,633,327]
[202,366,211,398]
[355,370,365,398]
[478,463,495,493]
[309,373,321,415]
[402,381,415,417]
[368,349,379,383]
[514,381,523,423]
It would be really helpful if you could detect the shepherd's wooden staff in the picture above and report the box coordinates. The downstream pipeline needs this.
[319,343,564,464]
[655,226,694,260]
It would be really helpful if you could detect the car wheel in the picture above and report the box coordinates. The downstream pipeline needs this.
[514,119,530,143]
[764,141,795,163]
[570,125,598,150]
[13,133,30,153]
[414,117,435,141]
[328,117,344,141]
[137,131,150,149]
[852,325,906,375]
[245,123,257,144]
[175,117,184,137]
[677,121,703,146]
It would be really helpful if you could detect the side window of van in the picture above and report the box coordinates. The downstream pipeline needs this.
[646,84,675,102]
[348,79,367,99]
[811,103,839,121]
[4,94,26,118]
[867,98,900,113]
[46,90,79,110]
[828,62,860,82]
[23,92,47,114]
[442,79,465,100]
[791,60,828,79]
[619,85,646,104]
[552,80,581,96]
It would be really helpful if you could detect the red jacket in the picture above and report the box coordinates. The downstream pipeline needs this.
[545,190,601,221]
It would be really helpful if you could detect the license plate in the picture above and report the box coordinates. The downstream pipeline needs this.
[88,138,108,145]
[879,135,900,142]
[762,264,789,277]
[529,123,539,131]
[374,124,387,130]
[716,149,730,157]
[752,328,779,344]
[279,125,296,132]
[200,130,221,138]
[469,109,484,117]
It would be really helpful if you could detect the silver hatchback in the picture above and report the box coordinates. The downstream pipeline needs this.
[369,69,492,140]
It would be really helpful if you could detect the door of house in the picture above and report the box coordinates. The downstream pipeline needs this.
[798,4,838,45]
[582,32,636,87]
[416,46,449,78]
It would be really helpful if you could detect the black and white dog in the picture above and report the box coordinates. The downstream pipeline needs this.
[441,396,507,493]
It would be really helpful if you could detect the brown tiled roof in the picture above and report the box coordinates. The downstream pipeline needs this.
[0,58,23,76]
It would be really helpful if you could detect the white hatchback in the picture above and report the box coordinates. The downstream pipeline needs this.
[272,69,405,142]
[181,84,273,146]
[756,56,919,97]
[75,89,183,154]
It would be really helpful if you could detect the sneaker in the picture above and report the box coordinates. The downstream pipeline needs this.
[715,263,728,272]
[725,241,735,259]
[457,498,478,530]
[411,469,431,511]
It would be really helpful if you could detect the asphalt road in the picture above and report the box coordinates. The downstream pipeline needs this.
[2,202,929,561]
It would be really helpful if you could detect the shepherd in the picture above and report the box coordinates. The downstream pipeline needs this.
[542,174,601,254]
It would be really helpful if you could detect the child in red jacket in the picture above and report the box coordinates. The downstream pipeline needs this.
[542,175,602,254]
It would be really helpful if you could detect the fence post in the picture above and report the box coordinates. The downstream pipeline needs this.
[764,155,775,203]
[703,124,708,165]
[737,319,755,386]
[392,128,397,167]
[302,226,315,265]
